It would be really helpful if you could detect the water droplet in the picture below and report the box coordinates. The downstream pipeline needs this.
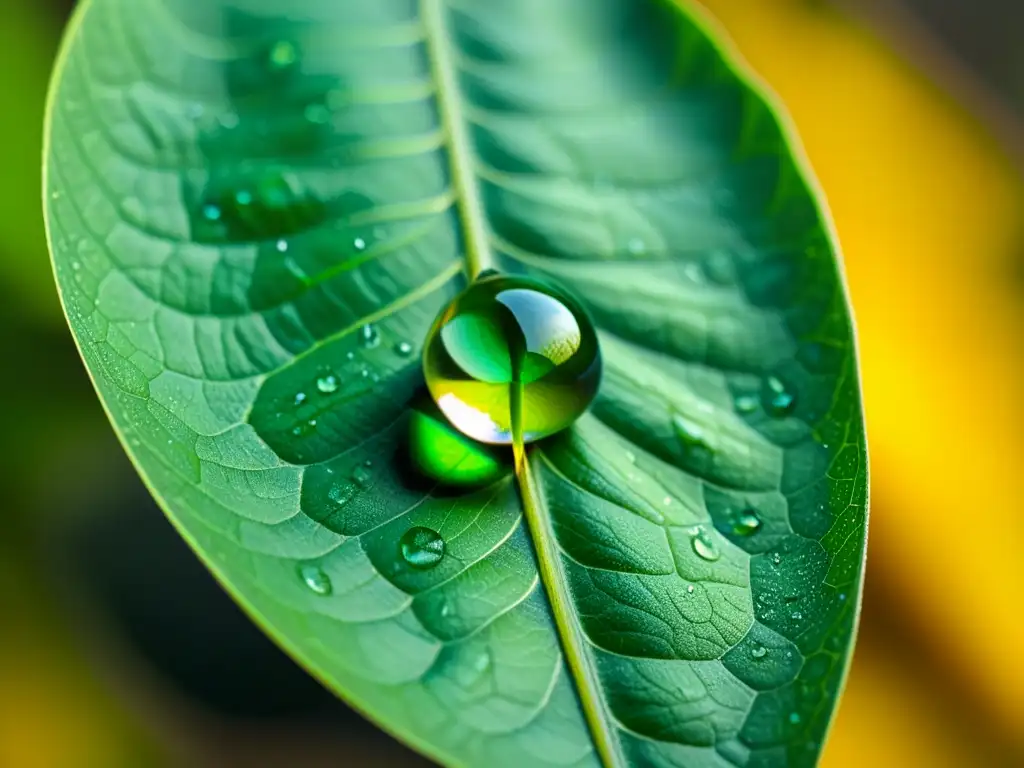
[345,351,355,361]
[673,415,711,453]
[689,526,721,562]
[838,592,847,602]
[733,509,762,536]
[400,527,446,570]
[423,273,602,445]
[293,392,307,405]
[71,261,81,271]
[316,374,339,394]
[734,394,758,414]
[202,203,222,221]
[267,40,299,70]
[298,564,332,595]
[765,376,796,416]
[276,239,289,253]
[751,645,768,659]
[359,324,380,349]
[687,584,695,594]
[307,418,317,427]
[235,189,253,206]
[395,341,414,357]
[662,496,673,506]
[353,236,367,251]
[772,552,782,566]
[440,601,451,617]
[791,611,803,621]
[789,712,802,725]
[627,237,646,255]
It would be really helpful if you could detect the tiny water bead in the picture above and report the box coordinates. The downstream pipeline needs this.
[423,274,601,445]
[400,527,446,570]
[689,526,721,562]
[298,564,332,596]
[359,323,381,349]
[267,40,299,71]
[316,373,339,394]
[751,645,768,659]
[733,509,762,537]
[764,376,797,416]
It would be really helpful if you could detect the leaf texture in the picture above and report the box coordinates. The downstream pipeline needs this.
[44,0,868,765]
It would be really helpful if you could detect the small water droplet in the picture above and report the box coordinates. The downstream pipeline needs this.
[294,392,306,405]
[395,341,414,357]
[71,261,81,271]
[316,374,339,394]
[352,466,371,488]
[765,376,796,416]
[202,203,222,221]
[791,610,803,621]
[298,564,332,595]
[235,189,253,206]
[276,239,289,253]
[751,645,768,659]
[772,552,782,565]
[673,414,711,453]
[689,526,721,562]
[353,237,367,251]
[345,351,355,361]
[359,324,380,348]
[733,509,762,537]
[328,481,356,506]
[440,601,451,617]
[50,190,61,201]
[686,584,695,594]
[627,237,646,255]
[267,40,299,70]
[400,527,446,570]
[734,394,759,414]
[307,418,317,427]
[789,712,802,725]
[838,592,847,602]
[662,496,673,506]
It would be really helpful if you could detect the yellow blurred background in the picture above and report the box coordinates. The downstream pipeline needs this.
[1,0,1020,766]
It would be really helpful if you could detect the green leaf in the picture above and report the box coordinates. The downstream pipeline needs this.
[44,0,868,766]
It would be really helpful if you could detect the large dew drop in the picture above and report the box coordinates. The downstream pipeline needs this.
[423,274,601,446]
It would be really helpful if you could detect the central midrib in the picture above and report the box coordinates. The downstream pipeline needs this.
[420,2,625,766]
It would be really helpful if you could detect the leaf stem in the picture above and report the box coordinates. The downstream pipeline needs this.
[517,454,625,768]
[421,0,497,279]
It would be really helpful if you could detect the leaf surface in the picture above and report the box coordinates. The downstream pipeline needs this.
[44,0,868,765]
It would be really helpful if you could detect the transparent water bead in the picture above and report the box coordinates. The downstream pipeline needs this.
[400,527,446,570]
[423,274,601,445]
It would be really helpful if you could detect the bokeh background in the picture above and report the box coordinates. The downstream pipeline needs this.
[1,0,1020,765]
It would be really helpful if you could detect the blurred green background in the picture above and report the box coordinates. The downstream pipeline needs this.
[2,1,1020,766]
